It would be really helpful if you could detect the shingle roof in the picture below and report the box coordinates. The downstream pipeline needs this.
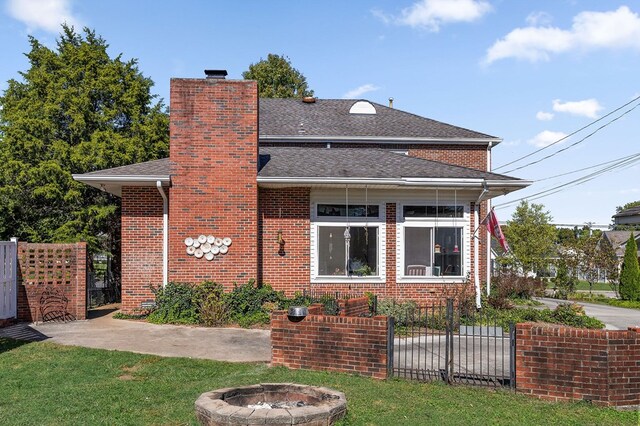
[603,230,640,257]
[259,99,497,140]
[78,158,170,178]
[613,205,640,218]
[74,148,520,182]
[258,147,515,180]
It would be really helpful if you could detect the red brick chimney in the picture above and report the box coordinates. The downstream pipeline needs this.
[168,72,258,286]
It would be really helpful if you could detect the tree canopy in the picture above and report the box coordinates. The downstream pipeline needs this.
[501,201,557,275]
[0,26,169,251]
[242,54,314,98]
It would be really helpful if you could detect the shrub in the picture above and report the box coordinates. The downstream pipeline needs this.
[224,280,286,327]
[491,272,546,304]
[196,281,228,327]
[553,260,576,300]
[147,282,201,325]
[377,299,418,327]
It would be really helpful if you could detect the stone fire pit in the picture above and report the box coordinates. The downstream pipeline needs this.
[195,383,347,425]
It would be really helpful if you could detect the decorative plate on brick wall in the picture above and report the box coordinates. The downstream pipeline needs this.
[184,235,232,259]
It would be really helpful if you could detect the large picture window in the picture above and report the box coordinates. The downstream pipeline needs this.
[318,226,378,276]
[312,201,384,281]
[399,204,466,279]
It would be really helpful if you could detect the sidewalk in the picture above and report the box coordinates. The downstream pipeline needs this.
[0,306,271,362]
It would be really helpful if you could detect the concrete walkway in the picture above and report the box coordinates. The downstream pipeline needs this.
[0,307,271,362]
[536,297,640,330]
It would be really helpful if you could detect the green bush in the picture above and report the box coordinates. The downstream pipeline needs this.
[147,282,201,325]
[224,280,286,327]
[377,299,418,327]
[196,281,228,327]
[620,233,640,301]
[489,272,546,308]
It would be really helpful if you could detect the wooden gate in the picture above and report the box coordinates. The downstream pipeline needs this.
[0,239,18,320]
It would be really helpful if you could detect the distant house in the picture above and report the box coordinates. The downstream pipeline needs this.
[73,71,530,314]
[602,231,640,264]
[612,205,640,228]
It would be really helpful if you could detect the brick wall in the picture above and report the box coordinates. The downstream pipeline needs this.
[271,310,390,379]
[337,297,370,317]
[516,323,640,407]
[169,78,258,288]
[260,143,489,172]
[121,186,164,314]
[258,187,310,295]
[16,242,86,321]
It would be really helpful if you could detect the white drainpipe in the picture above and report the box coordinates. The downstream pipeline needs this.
[475,181,489,309]
[486,141,493,294]
[156,181,168,288]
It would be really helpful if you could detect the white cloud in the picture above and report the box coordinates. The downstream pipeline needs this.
[536,111,554,121]
[528,130,568,147]
[343,84,380,99]
[375,0,492,32]
[526,11,552,27]
[552,98,602,119]
[484,6,640,64]
[6,0,82,33]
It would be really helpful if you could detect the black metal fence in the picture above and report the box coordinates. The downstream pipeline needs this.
[301,289,377,316]
[389,299,515,389]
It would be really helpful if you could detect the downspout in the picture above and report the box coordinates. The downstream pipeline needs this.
[486,141,494,295]
[474,181,490,309]
[156,181,168,288]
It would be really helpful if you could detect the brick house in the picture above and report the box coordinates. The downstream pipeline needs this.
[74,71,530,314]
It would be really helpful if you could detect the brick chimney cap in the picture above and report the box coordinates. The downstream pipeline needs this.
[204,70,228,79]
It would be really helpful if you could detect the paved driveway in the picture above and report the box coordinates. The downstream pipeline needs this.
[537,297,640,330]
[0,308,271,362]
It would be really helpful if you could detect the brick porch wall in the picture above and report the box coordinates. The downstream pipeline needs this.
[16,242,86,321]
[516,323,640,407]
[271,309,390,379]
[121,186,164,314]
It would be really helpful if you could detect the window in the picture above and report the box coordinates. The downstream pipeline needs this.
[399,204,466,279]
[312,202,385,282]
[318,226,378,276]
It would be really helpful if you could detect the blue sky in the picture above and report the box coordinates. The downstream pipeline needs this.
[1,0,640,226]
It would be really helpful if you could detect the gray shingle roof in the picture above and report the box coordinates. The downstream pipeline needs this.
[78,158,170,178]
[613,205,640,218]
[74,148,519,182]
[258,147,515,180]
[259,99,497,140]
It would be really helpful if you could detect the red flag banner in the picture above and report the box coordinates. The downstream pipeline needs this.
[482,209,509,253]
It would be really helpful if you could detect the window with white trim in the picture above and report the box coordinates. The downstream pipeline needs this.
[398,204,466,279]
[312,203,384,281]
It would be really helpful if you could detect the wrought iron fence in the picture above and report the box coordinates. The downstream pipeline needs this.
[301,289,377,316]
[389,299,515,389]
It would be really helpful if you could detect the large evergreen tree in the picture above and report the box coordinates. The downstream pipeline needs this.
[242,54,313,98]
[619,233,640,301]
[0,26,169,252]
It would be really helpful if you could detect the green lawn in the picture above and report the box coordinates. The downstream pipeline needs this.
[1,338,636,425]
[547,280,614,292]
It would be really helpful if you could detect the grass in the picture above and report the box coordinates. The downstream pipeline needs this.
[567,293,640,310]
[1,338,637,425]
[547,280,614,292]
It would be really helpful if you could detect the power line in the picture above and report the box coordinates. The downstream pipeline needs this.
[494,93,640,171]
[500,101,640,174]
[534,151,640,182]
[494,152,640,209]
